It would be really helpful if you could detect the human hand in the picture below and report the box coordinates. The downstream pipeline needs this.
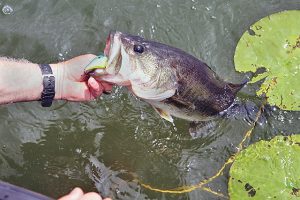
[52,54,113,101]
[58,187,111,200]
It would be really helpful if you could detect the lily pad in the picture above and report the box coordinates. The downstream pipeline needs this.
[229,134,300,199]
[234,10,300,111]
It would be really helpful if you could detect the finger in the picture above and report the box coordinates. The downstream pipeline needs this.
[99,82,113,94]
[71,54,97,69]
[58,187,84,200]
[80,73,90,82]
[62,82,93,101]
[88,77,104,98]
[79,192,103,200]
[66,54,98,82]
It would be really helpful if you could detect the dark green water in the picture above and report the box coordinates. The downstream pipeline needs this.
[0,0,299,199]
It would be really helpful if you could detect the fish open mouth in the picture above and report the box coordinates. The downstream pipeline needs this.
[104,31,122,75]
[104,32,112,57]
[84,31,122,76]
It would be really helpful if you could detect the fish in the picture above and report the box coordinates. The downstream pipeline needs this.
[85,31,245,123]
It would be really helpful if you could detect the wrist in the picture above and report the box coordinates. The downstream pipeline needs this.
[51,63,65,100]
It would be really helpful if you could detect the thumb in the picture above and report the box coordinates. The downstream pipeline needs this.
[58,187,84,200]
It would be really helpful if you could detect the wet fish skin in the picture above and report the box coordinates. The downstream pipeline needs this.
[87,31,245,122]
[162,47,240,115]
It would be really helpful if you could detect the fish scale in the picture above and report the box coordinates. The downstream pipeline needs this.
[85,31,245,123]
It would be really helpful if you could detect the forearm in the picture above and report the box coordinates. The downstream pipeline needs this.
[0,54,109,104]
[0,58,60,105]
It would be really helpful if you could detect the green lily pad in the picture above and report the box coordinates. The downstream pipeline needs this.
[234,10,300,111]
[229,134,300,199]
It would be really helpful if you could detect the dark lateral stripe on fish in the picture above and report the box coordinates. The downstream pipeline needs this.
[193,99,221,116]
[164,96,220,116]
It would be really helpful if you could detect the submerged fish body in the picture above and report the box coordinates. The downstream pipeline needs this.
[87,31,244,122]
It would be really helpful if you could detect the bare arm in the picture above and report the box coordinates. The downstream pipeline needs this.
[0,55,112,105]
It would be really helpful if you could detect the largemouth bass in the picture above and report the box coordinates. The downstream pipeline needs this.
[86,31,245,123]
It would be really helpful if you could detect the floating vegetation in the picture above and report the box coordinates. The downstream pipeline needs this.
[140,10,300,198]
[229,135,300,199]
[234,10,300,111]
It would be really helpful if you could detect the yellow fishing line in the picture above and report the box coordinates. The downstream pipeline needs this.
[140,99,267,197]
[141,182,227,198]
[238,102,264,150]
[140,156,234,196]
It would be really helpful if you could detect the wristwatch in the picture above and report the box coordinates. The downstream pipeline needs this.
[39,64,55,107]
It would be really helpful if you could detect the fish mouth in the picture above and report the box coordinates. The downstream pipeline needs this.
[104,31,112,57]
[104,31,122,75]
[85,31,122,76]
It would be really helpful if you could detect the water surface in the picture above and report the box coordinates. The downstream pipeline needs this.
[0,0,299,199]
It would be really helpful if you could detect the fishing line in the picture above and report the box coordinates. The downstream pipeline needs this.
[139,98,267,198]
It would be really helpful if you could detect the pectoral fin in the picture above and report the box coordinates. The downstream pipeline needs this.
[152,107,174,123]
[164,95,195,110]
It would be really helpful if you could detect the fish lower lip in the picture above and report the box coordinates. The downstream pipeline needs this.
[115,53,122,73]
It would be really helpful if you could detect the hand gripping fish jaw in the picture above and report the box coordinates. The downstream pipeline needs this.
[84,55,108,76]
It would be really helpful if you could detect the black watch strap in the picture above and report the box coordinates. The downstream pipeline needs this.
[39,64,55,107]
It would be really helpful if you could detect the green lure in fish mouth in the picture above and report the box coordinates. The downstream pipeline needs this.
[84,55,108,74]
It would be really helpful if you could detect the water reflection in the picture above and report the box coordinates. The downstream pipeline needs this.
[2,5,13,15]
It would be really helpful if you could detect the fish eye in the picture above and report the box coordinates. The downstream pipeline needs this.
[133,44,144,54]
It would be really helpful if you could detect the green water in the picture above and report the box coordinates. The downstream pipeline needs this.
[0,0,299,199]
